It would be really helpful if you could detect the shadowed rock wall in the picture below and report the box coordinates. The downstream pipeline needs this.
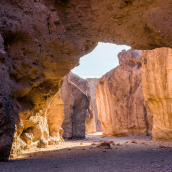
[96,50,153,137]
[85,78,102,134]
[1,0,172,160]
[0,35,14,161]
[61,73,89,139]
[142,48,172,141]
[61,73,102,138]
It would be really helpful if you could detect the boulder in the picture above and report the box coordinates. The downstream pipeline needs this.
[96,50,153,137]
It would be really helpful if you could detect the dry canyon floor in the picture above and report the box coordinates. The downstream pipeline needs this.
[1,133,172,172]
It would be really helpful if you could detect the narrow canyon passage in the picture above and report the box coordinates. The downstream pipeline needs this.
[2,0,172,162]
[1,134,172,172]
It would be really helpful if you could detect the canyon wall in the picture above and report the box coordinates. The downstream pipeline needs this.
[96,50,153,137]
[61,73,89,139]
[61,73,101,138]
[0,35,14,161]
[85,78,102,134]
[1,0,172,160]
[142,48,172,141]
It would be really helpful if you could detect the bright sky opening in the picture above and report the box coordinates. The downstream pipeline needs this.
[72,42,131,79]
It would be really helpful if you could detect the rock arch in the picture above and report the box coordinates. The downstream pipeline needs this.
[0,0,172,160]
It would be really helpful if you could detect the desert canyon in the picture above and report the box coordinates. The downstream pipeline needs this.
[0,0,172,171]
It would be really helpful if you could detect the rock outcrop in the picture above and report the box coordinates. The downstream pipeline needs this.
[142,48,172,141]
[96,50,153,137]
[61,73,89,139]
[1,0,172,160]
[85,78,102,134]
[61,73,101,138]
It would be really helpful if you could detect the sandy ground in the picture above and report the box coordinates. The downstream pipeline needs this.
[1,133,172,172]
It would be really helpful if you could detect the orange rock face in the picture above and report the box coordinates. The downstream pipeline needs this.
[85,78,102,134]
[142,48,172,141]
[1,0,172,160]
[61,73,89,139]
[96,50,153,137]
[46,92,64,141]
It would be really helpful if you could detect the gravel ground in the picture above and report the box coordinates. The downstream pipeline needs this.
[0,133,172,172]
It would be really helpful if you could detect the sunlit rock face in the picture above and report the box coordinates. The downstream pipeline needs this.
[96,50,153,137]
[61,73,89,139]
[1,0,172,160]
[10,91,65,159]
[85,78,102,134]
[142,48,172,141]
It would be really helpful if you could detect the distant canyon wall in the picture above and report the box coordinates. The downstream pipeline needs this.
[61,73,101,139]
[85,78,102,134]
[61,73,89,139]
[96,50,153,137]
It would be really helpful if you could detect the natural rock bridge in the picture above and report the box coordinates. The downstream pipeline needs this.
[1,0,172,162]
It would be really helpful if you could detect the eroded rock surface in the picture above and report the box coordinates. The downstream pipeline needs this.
[1,0,172,160]
[96,50,153,137]
[85,78,102,134]
[61,73,89,139]
[142,48,172,141]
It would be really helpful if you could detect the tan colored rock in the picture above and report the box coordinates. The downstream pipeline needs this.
[85,78,102,134]
[142,48,172,141]
[61,73,89,139]
[46,92,65,141]
[1,0,172,160]
[10,107,50,157]
[22,120,35,130]
[96,50,153,137]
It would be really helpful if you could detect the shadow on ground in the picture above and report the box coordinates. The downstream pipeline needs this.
[1,135,172,172]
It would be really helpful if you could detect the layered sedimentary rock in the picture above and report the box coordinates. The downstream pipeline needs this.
[85,78,102,134]
[1,0,172,160]
[96,50,153,137]
[61,73,89,139]
[142,48,172,141]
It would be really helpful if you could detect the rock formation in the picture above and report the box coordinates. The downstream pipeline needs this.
[1,0,172,160]
[85,78,102,134]
[61,73,89,139]
[96,50,153,137]
[0,35,14,161]
[142,48,172,141]
[61,73,101,138]
[10,90,65,159]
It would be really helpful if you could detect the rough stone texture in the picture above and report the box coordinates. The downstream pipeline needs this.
[46,91,64,141]
[0,35,15,161]
[96,50,153,137]
[61,73,89,139]
[1,0,172,160]
[10,91,65,158]
[10,109,50,158]
[85,78,102,134]
[142,48,172,141]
